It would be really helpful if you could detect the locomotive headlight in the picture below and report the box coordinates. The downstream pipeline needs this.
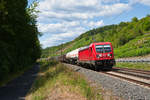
[97,54,102,58]
[108,54,112,57]
[99,54,102,57]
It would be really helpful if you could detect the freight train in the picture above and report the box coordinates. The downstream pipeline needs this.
[57,42,115,70]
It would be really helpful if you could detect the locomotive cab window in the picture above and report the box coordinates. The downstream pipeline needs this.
[95,44,111,53]
[104,45,111,53]
[95,45,103,53]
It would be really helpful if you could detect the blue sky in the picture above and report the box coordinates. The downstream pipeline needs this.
[28,0,150,48]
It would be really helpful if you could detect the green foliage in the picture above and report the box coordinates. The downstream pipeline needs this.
[132,17,138,22]
[114,34,150,58]
[0,0,41,81]
[42,15,150,58]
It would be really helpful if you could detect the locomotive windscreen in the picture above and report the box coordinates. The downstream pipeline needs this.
[95,44,111,53]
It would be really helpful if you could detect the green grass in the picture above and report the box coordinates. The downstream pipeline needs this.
[115,62,150,70]
[26,60,102,100]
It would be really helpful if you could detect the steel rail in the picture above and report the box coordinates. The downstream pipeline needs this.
[111,70,150,80]
[113,67,150,75]
[101,72,150,88]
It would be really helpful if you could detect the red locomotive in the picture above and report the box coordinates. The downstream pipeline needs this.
[78,42,115,70]
[57,42,115,70]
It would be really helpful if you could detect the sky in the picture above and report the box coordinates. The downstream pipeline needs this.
[28,0,150,48]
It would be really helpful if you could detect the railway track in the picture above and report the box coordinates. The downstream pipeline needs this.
[65,63,150,88]
[100,67,150,88]
[113,67,150,75]
[102,71,150,88]
[112,67,150,80]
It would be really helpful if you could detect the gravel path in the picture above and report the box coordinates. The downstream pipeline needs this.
[0,64,40,100]
[65,64,150,100]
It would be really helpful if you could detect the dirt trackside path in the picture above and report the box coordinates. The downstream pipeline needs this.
[0,64,40,100]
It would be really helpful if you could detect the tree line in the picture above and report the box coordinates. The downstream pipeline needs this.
[0,0,41,81]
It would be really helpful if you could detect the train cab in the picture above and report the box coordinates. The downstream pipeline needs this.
[78,42,115,69]
[93,42,115,66]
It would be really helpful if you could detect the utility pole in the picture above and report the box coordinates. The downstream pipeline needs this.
[61,43,63,56]
[47,48,50,61]
[49,48,51,58]
[59,43,63,62]
[53,48,54,57]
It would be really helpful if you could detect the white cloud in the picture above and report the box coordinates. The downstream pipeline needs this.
[38,21,80,34]
[83,20,104,29]
[101,0,120,3]
[89,20,104,27]
[99,3,130,16]
[38,0,130,21]
[40,27,86,48]
[37,0,132,48]
[129,0,150,6]
[139,0,150,6]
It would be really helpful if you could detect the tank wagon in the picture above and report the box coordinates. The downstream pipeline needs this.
[65,48,80,64]
[55,42,115,70]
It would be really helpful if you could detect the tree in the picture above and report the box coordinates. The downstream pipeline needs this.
[0,0,41,80]
[132,17,138,22]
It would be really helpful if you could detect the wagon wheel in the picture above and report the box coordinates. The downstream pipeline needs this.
[89,64,94,70]
[108,66,113,69]
[94,65,99,71]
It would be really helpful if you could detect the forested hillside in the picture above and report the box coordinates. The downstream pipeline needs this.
[0,0,41,81]
[42,15,150,58]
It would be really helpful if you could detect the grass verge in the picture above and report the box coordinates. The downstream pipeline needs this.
[26,60,102,100]
[115,62,150,70]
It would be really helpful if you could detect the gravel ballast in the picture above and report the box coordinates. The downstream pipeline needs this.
[65,64,150,100]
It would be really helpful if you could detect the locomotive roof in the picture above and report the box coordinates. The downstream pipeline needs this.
[79,42,112,51]
[79,46,89,51]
